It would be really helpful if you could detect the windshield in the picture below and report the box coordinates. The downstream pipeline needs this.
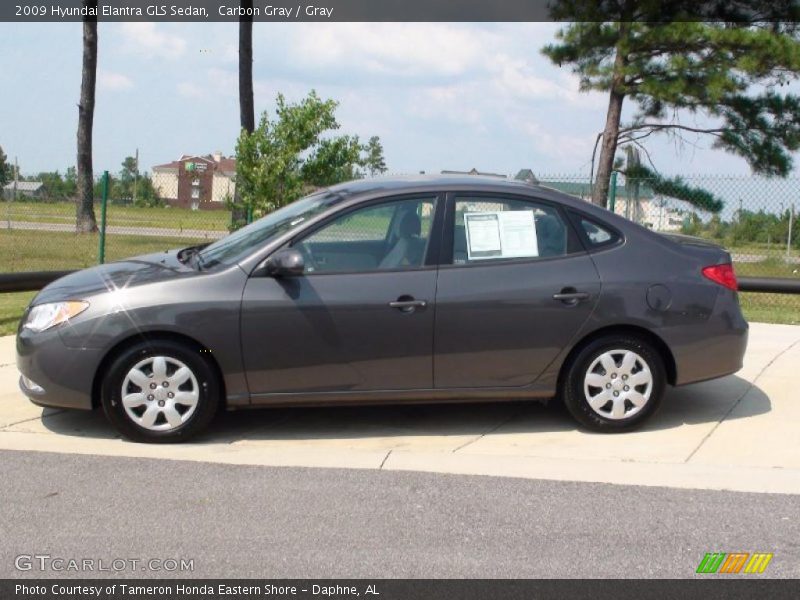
[197,191,340,268]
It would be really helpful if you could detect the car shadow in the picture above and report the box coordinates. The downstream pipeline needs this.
[37,374,770,443]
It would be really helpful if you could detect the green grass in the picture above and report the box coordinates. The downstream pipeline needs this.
[0,292,35,336]
[2,200,230,231]
[740,293,799,325]
[0,229,209,273]
[734,257,800,278]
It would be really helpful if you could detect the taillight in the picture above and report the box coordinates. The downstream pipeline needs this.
[702,263,738,291]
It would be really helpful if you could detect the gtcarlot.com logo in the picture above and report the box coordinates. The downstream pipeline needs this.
[696,552,773,574]
[14,554,194,573]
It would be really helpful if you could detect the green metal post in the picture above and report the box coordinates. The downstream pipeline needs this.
[98,171,109,264]
[608,171,618,213]
[247,204,254,224]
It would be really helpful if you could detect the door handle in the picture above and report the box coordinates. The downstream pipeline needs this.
[389,297,428,313]
[553,289,590,304]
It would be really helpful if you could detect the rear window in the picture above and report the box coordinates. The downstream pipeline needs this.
[578,217,620,248]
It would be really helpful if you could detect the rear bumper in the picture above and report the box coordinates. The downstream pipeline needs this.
[665,289,749,386]
[16,327,100,410]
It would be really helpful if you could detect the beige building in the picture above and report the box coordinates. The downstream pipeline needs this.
[152,152,236,210]
[534,177,687,232]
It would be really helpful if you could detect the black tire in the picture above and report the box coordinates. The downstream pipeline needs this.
[101,339,220,443]
[561,334,665,432]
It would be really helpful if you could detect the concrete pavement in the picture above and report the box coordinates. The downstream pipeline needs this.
[0,322,799,494]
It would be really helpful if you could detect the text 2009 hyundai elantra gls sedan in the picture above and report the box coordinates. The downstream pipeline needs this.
[17,176,748,442]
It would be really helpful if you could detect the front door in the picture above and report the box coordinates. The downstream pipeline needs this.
[241,195,440,399]
[434,193,601,389]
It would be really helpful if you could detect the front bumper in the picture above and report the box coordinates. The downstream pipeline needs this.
[16,326,102,410]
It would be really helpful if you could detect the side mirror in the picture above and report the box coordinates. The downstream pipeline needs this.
[264,248,305,277]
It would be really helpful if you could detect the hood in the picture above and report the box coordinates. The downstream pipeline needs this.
[33,250,197,304]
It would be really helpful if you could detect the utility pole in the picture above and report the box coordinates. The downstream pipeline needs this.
[6,156,17,229]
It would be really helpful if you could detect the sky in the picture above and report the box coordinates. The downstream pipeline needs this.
[1,21,798,180]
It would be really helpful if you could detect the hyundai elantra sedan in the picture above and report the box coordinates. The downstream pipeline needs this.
[17,176,748,442]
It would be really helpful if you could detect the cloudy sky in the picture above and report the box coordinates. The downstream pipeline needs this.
[1,22,795,178]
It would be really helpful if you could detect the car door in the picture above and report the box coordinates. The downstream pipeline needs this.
[241,194,442,399]
[434,193,601,389]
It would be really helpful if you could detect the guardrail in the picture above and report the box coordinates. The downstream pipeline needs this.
[737,277,800,294]
[0,271,76,293]
[1,271,799,295]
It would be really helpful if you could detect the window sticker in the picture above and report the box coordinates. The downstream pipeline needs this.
[464,211,539,260]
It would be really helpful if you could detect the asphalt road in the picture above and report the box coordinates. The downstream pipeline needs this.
[1,449,798,579]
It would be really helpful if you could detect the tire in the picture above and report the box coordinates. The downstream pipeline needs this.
[101,339,220,443]
[561,334,665,432]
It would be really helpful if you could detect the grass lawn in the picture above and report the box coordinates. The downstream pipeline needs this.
[0,229,205,272]
[2,200,230,231]
[740,293,799,325]
[0,292,35,336]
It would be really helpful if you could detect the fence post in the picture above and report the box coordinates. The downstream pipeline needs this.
[246,204,253,224]
[98,171,109,264]
[608,171,618,213]
[788,203,795,260]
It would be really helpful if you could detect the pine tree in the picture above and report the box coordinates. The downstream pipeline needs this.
[542,3,800,208]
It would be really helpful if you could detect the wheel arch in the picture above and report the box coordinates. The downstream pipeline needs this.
[557,324,677,390]
[91,331,226,409]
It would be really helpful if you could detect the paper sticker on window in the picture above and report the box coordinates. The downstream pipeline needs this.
[464,211,538,260]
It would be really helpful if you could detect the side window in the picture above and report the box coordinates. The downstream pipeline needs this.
[578,217,620,248]
[295,197,437,273]
[453,197,568,264]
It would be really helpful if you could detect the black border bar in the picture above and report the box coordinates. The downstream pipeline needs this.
[3,0,800,23]
[3,579,800,600]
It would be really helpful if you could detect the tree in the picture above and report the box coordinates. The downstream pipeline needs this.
[543,3,800,207]
[36,171,77,201]
[116,156,137,198]
[131,175,161,207]
[0,145,9,187]
[363,136,387,177]
[76,0,98,232]
[235,91,371,216]
[231,0,256,229]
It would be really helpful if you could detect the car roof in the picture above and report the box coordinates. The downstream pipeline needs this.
[325,174,549,196]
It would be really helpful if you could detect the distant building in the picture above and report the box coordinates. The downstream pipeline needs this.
[152,152,235,210]
[534,175,687,232]
[2,181,44,199]
[513,169,539,185]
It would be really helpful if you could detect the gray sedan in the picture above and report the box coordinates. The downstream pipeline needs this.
[16,176,748,442]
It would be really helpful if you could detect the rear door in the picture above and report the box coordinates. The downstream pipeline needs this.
[434,193,601,389]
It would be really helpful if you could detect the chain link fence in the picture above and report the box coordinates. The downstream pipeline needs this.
[1,171,798,324]
[537,173,799,324]
[0,173,230,273]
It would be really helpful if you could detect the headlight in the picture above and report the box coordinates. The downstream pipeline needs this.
[23,301,89,332]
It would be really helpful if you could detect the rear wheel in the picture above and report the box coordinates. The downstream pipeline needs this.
[101,340,220,443]
[561,334,665,432]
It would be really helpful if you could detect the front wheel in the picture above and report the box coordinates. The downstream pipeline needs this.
[101,340,220,443]
[561,335,665,432]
